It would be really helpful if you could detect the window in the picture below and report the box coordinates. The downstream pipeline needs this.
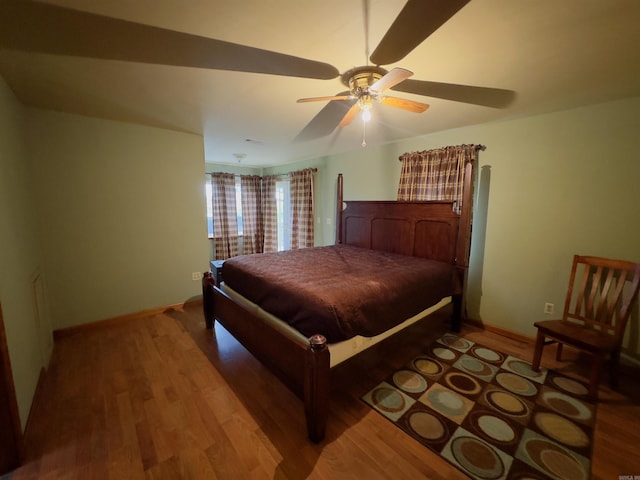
[205,179,213,237]
[275,179,291,251]
[205,174,299,252]
[205,175,243,238]
[235,177,243,235]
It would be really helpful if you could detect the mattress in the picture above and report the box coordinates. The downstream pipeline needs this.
[221,244,459,343]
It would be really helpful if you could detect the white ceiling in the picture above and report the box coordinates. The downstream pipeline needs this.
[1,0,639,167]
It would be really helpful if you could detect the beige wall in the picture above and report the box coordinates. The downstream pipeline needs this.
[27,110,210,330]
[419,99,639,351]
[0,77,49,429]
[2,76,211,428]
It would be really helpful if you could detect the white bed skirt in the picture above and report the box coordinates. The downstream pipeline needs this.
[219,283,451,368]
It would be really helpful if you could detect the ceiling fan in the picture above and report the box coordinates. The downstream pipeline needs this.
[295,66,429,143]
[0,0,515,142]
[293,0,516,142]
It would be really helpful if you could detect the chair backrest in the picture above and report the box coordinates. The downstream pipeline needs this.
[563,255,640,340]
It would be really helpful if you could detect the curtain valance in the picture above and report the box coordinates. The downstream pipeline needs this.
[397,144,481,213]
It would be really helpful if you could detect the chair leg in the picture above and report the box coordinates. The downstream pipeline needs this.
[556,342,564,361]
[532,330,546,371]
[588,354,604,399]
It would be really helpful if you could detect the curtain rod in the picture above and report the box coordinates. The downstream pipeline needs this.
[206,168,317,178]
[397,144,486,161]
[274,167,318,177]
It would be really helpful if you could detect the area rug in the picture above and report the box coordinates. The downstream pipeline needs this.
[362,333,596,480]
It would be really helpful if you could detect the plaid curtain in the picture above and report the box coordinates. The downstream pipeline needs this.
[211,172,239,260]
[290,168,315,249]
[262,175,278,253]
[240,175,263,255]
[397,144,478,214]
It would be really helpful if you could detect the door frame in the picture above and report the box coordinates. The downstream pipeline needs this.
[0,302,24,474]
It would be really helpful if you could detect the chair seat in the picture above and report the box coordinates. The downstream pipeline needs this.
[534,319,618,353]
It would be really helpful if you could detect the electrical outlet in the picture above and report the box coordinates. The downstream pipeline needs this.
[544,302,554,315]
[192,272,202,281]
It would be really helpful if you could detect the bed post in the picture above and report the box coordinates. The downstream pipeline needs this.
[453,156,476,329]
[304,334,330,442]
[456,159,475,269]
[202,271,215,329]
[451,295,462,333]
[335,173,343,245]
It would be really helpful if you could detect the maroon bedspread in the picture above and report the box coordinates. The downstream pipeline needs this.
[221,245,459,343]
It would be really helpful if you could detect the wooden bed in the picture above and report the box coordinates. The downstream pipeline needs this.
[202,165,474,442]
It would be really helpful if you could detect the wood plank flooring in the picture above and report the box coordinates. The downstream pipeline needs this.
[11,302,640,479]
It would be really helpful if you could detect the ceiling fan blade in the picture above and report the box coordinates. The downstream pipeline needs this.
[0,0,339,80]
[370,0,471,65]
[294,93,357,142]
[297,95,352,103]
[339,104,361,127]
[380,96,429,113]
[392,79,516,108]
[370,67,413,93]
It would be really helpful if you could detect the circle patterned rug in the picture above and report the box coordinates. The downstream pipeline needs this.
[362,334,595,480]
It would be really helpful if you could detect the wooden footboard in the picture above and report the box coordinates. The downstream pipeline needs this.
[202,272,330,442]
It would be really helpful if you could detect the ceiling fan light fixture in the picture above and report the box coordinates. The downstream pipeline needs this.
[361,107,372,122]
[359,95,373,122]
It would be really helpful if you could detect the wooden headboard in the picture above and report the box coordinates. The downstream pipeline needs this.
[334,161,474,269]
[339,200,461,265]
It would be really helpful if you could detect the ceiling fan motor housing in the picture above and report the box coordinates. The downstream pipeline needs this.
[342,66,388,98]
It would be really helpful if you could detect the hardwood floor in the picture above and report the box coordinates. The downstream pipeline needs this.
[12,301,640,479]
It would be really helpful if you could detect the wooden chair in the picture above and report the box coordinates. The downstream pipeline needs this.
[532,254,640,399]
